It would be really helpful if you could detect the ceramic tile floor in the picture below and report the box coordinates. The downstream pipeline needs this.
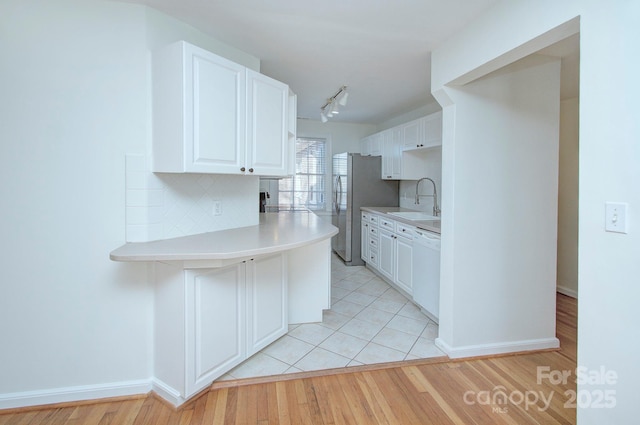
[218,253,444,381]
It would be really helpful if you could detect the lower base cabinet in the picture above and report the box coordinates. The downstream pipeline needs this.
[154,253,287,402]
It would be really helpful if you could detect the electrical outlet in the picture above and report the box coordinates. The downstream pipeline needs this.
[605,202,628,234]
[213,200,222,216]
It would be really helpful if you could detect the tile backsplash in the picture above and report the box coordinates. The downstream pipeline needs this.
[125,154,258,242]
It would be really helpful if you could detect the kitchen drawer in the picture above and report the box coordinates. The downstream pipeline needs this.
[379,217,394,231]
[368,214,379,226]
[369,226,379,238]
[369,235,379,249]
[368,248,379,268]
[395,222,416,240]
[362,212,370,222]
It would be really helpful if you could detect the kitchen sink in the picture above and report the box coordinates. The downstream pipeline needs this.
[388,211,441,221]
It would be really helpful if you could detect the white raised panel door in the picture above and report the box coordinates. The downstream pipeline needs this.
[395,236,413,295]
[185,264,246,397]
[246,254,288,355]
[381,130,394,179]
[246,69,288,176]
[370,133,382,156]
[378,229,395,281]
[391,127,403,179]
[422,111,443,148]
[189,47,246,173]
[153,42,247,173]
[402,118,423,150]
[360,136,371,156]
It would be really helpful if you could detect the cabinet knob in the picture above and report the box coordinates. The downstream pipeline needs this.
[241,167,246,172]
[249,168,254,173]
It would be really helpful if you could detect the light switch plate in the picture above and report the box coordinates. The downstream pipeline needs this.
[605,202,628,234]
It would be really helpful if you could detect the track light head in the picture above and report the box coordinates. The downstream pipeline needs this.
[319,85,348,123]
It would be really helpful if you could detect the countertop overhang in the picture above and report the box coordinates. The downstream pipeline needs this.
[110,212,338,267]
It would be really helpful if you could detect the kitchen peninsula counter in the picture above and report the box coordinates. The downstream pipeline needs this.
[110,212,338,267]
[109,212,337,407]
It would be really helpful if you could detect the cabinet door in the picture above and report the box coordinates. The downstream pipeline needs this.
[187,44,246,173]
[370,133,382,156]
[361,220,370,262]
[402,118,423,150]
[246,70,288,176]
[246,254,288,355]
[381,130,394,179]
[423,111,442,148]
[360,137,371,156]
[395,236,413,295]
[185,264,246,397]
[378,229,395,281]
[391,127,403,179]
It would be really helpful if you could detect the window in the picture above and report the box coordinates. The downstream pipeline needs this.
[279,138,327,211]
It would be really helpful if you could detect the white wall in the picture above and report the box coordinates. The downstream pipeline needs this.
[0,0,261,408]
[435,56,561,355]
[432,1,640,423]
[557,97,579,298]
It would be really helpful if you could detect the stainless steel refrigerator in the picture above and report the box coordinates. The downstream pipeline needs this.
[332,153,399,265]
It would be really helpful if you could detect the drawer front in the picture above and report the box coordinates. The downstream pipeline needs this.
[395,223,416,240]
[368,214,379,226]
[362,212,370,222]
[368,248,379,268]
[379,217,395,231]
[369,226,379,238]
[369,235,379,249]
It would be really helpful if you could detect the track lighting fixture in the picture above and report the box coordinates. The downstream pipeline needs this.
[320,85,348,122]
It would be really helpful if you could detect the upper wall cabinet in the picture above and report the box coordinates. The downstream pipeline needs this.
[361,110,442,180]
[152,41,291,176]
[402,111,443,151]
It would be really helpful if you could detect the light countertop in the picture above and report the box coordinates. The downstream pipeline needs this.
[110,212,338,264]
[360,206,441,234]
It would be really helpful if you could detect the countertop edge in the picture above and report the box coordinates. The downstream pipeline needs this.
[110,213,338,263]
[360,206,441,234]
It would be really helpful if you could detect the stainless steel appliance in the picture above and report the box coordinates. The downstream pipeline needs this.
[412,228,441,322]
[332,153,399,265]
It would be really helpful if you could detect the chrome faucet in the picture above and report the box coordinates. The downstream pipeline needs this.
[415,177,440,217]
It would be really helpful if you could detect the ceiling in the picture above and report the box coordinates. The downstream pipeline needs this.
[122,0,578,124]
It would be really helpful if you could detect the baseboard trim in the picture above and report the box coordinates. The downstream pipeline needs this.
[435,337,560,359]
[557,285,578,299]
[150,378,184,408]
[0,379,151,410]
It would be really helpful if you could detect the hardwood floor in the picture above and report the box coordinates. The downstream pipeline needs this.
[0,294,577,424]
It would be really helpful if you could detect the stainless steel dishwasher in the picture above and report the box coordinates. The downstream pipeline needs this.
[412,228,441,323]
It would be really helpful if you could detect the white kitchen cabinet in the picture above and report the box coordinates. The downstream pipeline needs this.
[382,129,402,180]
[246,70,289,176]
[154,253,287,402]
[246,254,288,355]
[402,112,442,151]
[184,264,246,397]
[361,213,370,263]
[362,212,380,267]
[362,215,414,295]
[402,117,423,150]
[360,134,382,157]
[152,41,290,176]
[378,228,395,281]
[422,111,442,149]
[394,223,414,294]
